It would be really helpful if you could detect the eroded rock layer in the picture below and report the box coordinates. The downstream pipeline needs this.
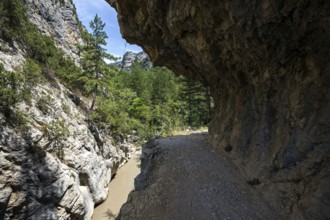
[108,0,330,219]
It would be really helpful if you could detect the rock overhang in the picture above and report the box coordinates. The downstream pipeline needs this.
[107,0,330,218]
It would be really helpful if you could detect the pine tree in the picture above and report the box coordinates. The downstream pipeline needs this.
[78,14,117,111]
[179,77,213,126]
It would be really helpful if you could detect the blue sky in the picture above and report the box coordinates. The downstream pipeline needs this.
[72,0,142,59]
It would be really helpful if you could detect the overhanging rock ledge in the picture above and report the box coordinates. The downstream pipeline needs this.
[108,0,330,219]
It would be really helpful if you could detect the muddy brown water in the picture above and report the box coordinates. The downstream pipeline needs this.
[92,151,141,220]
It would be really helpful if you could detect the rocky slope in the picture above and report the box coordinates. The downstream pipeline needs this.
[0,83,134,219]
[117,51,152,71]
[109,0,330,219]
[25,0,83,63]
[0,0,135,219]
[0,0,82,71]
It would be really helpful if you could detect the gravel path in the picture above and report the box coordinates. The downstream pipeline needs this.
[118,132,280,220]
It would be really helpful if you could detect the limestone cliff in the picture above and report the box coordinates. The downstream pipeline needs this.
[0,0,135,219]
[109,0,330,219]
[25,0,83,63]
[116,51,152,71]
[0,0,82,71]
[0,84,134,219]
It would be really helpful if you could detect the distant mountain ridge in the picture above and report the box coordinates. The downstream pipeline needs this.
[116,51,152,71]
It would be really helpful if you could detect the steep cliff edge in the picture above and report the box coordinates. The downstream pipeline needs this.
[25,0,83,63]
[0,0,82,70]
[109,0,330,219]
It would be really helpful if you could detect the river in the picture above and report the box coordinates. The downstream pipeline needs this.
[92,151,141,220]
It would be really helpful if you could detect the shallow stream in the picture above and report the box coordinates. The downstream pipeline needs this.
[92,151,141,220]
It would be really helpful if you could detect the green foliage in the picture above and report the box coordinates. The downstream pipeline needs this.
[0,64,23,116]
[57,57,83,89]
[44,120,70,141]
[37,93,53,114]
[128,98,151,123]
[43,120,70,159]
[9,111,30,131]
[128,64,152,101]
[91,98,140,138]
[0,1,213,143]
[179,77,213,127]
[62,103,71,115]
[22,59,44,87]
[0,0,62,66]
[0,0,83,88]
[0,64,30,127]
[150,67,178,104]
[56,0,65,5]
[78,14,118,110]
[114,64,213,138]
[0,0,27,40]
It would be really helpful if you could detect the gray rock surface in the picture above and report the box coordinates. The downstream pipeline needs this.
[25,0,83,63]
[109,0,330,219]
[117,51,152,71]
[0,82,135,220]
[0,1,136,219]
[0,39,25,71]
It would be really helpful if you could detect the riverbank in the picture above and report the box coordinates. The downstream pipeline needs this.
[92,151,141,220]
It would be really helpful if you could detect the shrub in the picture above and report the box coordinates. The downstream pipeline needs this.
[36,94,53,114]
[22,59,44,86]
[43,120,70,159]
[8,111,29,131]
[62,103,71,115]
[91,99,130,133]
[0,64,23,116]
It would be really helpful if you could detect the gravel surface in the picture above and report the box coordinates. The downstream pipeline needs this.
[117,132,280,220]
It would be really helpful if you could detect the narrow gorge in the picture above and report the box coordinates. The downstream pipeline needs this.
[0,0,329,219]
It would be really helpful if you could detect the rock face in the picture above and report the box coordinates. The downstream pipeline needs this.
[109,0,330,219]
[118,51,152,71]
[25,0,83,63]
[0,83,134,219]
[0,0,136,219]
[0,39,25,72]
[0,0,83,71]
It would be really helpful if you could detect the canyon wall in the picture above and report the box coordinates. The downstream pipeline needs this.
[0,0,82,71]
[0,0,135,219]
[25,0,83,63]
[108,0,330,219]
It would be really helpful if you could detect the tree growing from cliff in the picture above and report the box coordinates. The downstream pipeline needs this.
[78,14,117,111]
